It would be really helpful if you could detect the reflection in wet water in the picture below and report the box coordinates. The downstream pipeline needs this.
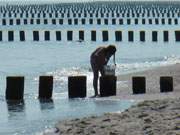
[6,100,25,111]
[39,99,54,110]
[6,100,27,135]
[1,98,135,135]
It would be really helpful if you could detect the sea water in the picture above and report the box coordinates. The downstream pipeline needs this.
[1,42,180,134]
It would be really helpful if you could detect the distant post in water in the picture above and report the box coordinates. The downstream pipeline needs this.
[8,31,14,41]
[20,31,25,41]
[79,30,84,41]
[68,76,86,98]
[44,31,50,41]
[6,76,24,101]
[115,31,122,42]
[67,31,73,41]
[102,30,109,42]
[128,31,134,42]
[39,76,53,99]
[100,75,117,97]
[91,30,96,41]
[160,76,173,92]
[0,31,2,41]
[33,31,39,41]
[132,76,146,94]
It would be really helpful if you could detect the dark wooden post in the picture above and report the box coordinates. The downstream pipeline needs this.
[175,31,180,42]
[91,30,96,41]
[100,75,116,97]
[79,30,84,41]
[140,31,145,42]
[132,76,146,94]
[163,31,169,42]
[160,76,173,92]
[8,31,14,41]
[44,31,50,41]
[102,30,109,42]
[56,31,61,41]
[33,31,39,41]
[6,76,24,101]
[68,76,86,98]
[39,76,53,99]
[0,31,2,41]
[115,31,122,42]
[20,31,25,41]
[128,31,134,42]
[67,31,73,41]
[152,31,158,42]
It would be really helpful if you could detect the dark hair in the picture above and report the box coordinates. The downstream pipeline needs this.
[106,45,116,55]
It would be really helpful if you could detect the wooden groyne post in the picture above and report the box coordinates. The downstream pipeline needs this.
[132,76,146,94]
[39,76,53,99]
[68,76,86,98]
[160,76,173,92]
[6,76,24,101]
[100,75,117,97]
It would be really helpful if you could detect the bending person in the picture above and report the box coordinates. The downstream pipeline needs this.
[90,45,116,97]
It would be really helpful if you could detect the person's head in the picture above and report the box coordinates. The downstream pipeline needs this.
[105,45,116,56]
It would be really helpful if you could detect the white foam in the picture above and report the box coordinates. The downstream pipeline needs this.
[115,55,180,75]
[36,127,60,135]
[46,66,94,96]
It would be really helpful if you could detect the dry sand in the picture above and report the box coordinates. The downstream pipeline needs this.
[55,64,180,135]
[115,63,180,100]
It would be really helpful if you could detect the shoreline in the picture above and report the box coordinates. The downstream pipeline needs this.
[114,63,180,100]
[56,98,180,135]
[51,64,180,135]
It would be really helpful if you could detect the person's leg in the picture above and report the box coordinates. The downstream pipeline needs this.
[90,57,99,96]
[93,69,99,96]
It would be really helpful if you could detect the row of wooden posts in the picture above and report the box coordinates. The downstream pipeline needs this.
[1,2,180,16]
[5,75,173,101]
[2,30,180,43]
[0,11,179,18]
[5,75,117,101]
[0,18,179,26]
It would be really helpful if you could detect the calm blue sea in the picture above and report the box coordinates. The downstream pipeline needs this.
[0,42,180,134]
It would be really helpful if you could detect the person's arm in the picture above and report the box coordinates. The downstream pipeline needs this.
[104,56,109,65]
[113,54,116,66]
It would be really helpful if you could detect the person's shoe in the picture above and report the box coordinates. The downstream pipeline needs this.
[91,94,100,98]
[96,94,100,97]
[90,94,99,98]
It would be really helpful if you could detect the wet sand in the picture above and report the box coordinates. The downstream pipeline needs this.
[55,64,180,135]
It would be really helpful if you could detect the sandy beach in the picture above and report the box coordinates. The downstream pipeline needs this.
[56,98,180,135]
[115,63,180,100]
[54,64,180,135]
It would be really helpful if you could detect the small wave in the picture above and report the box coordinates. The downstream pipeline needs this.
[116,55,180,74]
[120,57,165,64]
[36,127,60,135]
[43,55,180,78]
[163,55,180,64]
